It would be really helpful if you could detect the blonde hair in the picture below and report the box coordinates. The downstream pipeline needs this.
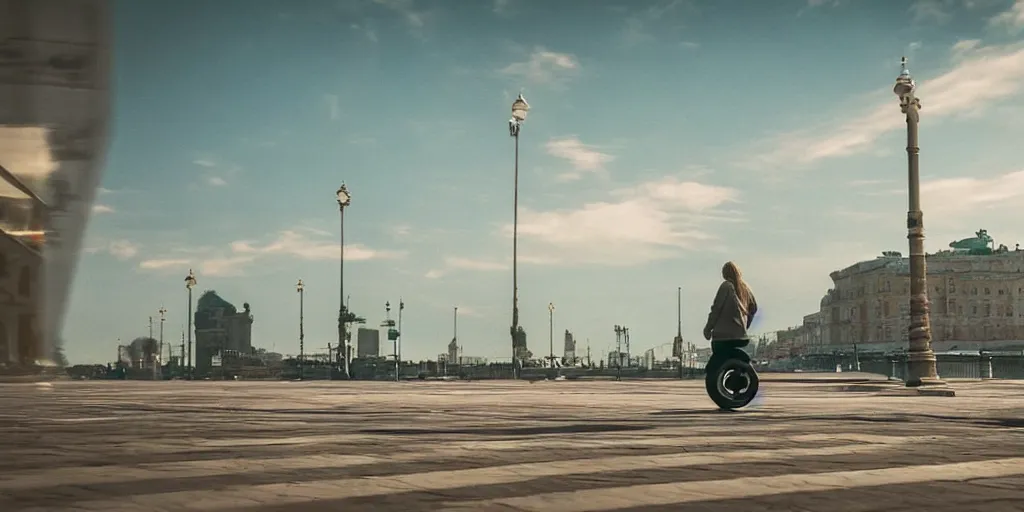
[722,261,751,314]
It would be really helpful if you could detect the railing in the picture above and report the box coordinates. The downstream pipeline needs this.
[794,352,1024,380]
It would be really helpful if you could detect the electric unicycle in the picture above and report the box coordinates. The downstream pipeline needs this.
[705,339,760,410]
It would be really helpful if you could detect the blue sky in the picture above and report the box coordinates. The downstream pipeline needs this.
[65,0,1024,364]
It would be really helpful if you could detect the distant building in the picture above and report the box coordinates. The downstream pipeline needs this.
[806,230,1024,353]
[562,329,576,364]
[459,355,487,365]
[447,337,459,364]
[194,291,253,377]
[357,328,380,358]
[513,326,532,361]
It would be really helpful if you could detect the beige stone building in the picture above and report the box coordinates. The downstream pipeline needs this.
[813,247,1024,353]
[0,229,41,366]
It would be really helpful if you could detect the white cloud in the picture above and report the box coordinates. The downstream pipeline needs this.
[493,0,510,15]
[230,230,404,262]
[910,0,953,24]
[373,0,424,28]
[200,256,255,277]
[424,256,507,280]
[446,257,507,271]
[92,204,115,214]
[207,176,227,187]
[193,159,216,168]
[505,177,741,266]
[990,0,1024,30]
[745,39,1024,170]
[951,38,981,57]
[921,169,1024,220]
[545,136,614,181]
[107,240,139,260]
[500,47,579,85]
[324,94,339,121]
[138,258,190,270]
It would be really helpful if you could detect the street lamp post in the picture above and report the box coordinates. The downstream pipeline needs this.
[297,279,305,380]
[336,183,352,379]
[386,301,396,380]
[184,269,197,380]
[547,302,555,368]
[158,306,167,376]
[508,93,530,379]
[453,306,459,365]
[893,57,945,389]
[397,299,404,380]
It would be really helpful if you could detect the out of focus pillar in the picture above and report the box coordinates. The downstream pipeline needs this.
[0,0,112,374]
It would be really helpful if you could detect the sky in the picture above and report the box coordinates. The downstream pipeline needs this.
[63,0,1024,364]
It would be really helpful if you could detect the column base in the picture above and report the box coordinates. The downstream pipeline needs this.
[905,377,955,396]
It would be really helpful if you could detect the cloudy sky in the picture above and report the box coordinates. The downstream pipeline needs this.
[65,0,1024,364]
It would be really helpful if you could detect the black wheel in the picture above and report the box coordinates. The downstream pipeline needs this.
[705,358,759,410]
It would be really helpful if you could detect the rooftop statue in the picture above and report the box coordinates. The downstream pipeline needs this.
[949,229,994,254]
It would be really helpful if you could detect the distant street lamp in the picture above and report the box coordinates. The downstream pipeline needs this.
[297,279,305,380]
[158,306,167,368]
[547,302,555,368]
[398,299,405,380]
[184,269,197,379]
[508,93,530,378]
[336,183,352,378]
[893,57,945,389]
[385,301,399,382]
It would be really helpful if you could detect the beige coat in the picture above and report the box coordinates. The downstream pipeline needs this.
[703,281,758,341]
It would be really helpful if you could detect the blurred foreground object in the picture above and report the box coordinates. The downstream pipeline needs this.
[0,0,112,376]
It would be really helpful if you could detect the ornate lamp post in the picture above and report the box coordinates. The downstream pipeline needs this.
[336,183,352,378]
[297,279,305,380]
[158,306,167,372]
[508,93,530,378]
[184,269,197,379]
[894,56,945,389]
[547,302,555,368]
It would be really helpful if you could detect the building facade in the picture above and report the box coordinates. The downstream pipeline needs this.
[356,328,380,359]
[0,229,41,367]
[194,291,253,377]
[813,243,1024,353]
[562,329,576,364]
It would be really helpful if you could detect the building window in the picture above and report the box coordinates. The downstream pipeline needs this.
[984,304,991,317]
[972,305,978,316]
[972,287,978,296]
[999,288,1005,295]
[949,282,956,293]
[985,287,991,295]
[1009,306,1015,317]
[885,281,891,292]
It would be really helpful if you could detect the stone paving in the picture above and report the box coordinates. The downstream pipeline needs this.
[1,379,1023,511]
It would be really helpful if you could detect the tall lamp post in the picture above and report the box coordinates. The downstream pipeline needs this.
[336,183,352,379]
[397,299,404,380]
[158,306,167,374]
[453,306,459,365]
[547,302,555,368]
[894,57,945,389]
[508,93,530,378]
[184,269,197,380]
[297,279,305,380]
